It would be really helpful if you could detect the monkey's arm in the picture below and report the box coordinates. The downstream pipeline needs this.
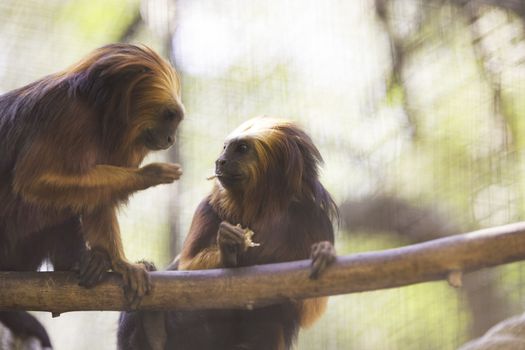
[14,163,182,212]
[179,247,221,270]
[294,241,335,328]
[179,222,247,270]
[80,205,150,302]
[178,198,248,270]
[179,199,221,270]
[296,208,337,328]
[295,242,335,328]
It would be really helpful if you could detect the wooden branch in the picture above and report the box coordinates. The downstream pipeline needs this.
[2,222,525,314]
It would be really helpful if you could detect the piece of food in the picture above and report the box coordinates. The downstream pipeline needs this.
[236,224,260,247]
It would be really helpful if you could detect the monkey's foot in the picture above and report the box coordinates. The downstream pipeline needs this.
[217,221,248,267]
[113,260,152,307]
[78,247,111,288]
[137,260,158,272]
[309,241,336,279]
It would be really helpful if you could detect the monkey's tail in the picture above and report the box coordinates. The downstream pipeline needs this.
[0,311,52,348]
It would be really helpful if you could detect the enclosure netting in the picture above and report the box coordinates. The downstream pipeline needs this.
[0,0,524,349]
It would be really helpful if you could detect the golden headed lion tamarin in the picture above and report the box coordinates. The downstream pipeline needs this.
[118,117,337,350]
[0,43,184,346]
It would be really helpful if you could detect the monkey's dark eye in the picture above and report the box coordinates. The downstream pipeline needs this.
[236,143,248,153]
[162,107,182,122]
[163,110,176,121]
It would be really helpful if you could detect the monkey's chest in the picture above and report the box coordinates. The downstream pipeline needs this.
[239,237,303,266]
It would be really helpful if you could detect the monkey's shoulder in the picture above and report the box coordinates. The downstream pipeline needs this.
[288,200,334,232]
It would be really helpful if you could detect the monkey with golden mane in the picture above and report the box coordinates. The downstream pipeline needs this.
[0,43,184,347]
[118,117,337,350]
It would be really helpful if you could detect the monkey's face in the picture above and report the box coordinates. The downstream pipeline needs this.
[215,137,256,191]
[122,77,184,153]
[75,43,185,154]
[139,102,184,151]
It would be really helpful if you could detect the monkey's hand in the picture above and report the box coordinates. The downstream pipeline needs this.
[139,162,183,187]
[309,241,336,279]
[78,247,112,288]
[217,221,249,268]
[112,259,152,307]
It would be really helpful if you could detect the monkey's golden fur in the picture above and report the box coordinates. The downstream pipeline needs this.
[0,43,184,300]
[119,117,336,350]
[179,118,336,338]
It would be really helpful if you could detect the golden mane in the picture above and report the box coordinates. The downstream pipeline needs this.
[211,117,337,226]
[66,43,182,162]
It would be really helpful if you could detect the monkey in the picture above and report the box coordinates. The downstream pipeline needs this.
[0,43,184,347]
[118,117,337,350]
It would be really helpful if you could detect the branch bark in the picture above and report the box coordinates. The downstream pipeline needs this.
[2,222,525,314]
[340,195,513,337]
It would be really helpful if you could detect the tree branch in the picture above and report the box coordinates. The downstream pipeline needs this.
[2,222,525,314]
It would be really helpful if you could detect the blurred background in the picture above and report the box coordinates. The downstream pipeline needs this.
[1,0,525,349]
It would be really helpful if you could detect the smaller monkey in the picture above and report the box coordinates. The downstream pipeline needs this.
[118,117,337,350]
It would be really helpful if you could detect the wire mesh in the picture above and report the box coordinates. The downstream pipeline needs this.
[1,0,525,349]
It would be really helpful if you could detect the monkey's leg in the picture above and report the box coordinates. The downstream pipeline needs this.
[49,217,114,295]
[47,216,88,271]
[117,262,166,350]
[289,242,336,329]
[236,309,289,350]
[117,311,155,350]
[78,248,112,287]
[81,205,150,304]
[15,163,182,212]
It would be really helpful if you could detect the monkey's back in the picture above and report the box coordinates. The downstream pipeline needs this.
[0,79,83,253]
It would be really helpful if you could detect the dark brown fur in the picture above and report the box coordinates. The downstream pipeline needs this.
[0,43,183,346]
[118,117,337,350]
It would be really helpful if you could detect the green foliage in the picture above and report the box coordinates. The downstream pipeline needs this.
[57,0,140,43]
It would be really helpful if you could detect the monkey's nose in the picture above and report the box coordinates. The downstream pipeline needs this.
[216,159,227,167]
[167,135,174,144]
